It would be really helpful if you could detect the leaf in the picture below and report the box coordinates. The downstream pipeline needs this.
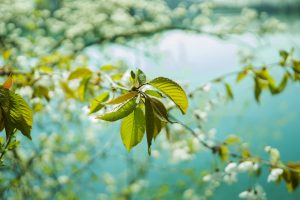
[0,88,33,139]
[149,97,168,122]
[153,115,164,140]
[130,71,136,79]
[145,97,155,155]
[68,68,92,80]
[89,92,110,114]
[100,64,117,71]
[277,73,289,93]
[136,69,146,85]
[2,49,11,60]
[60,81,75,98]
[96,98,136,121]
[0,109,4,132]
[149,77,188,114]
[9,93,33,139]
[145,90,164,98]
[283,163,300,192]
[224,83,234,100]
[78,77,90,101]
[107,91,138,105]
[254,78,262,102]
[120,107,145,151]
[3,75,13,89]
[279,50,289,66]
[218,145,229,161]
[224,135,240,145]
[34,85,50,101]
[236,71,248,83]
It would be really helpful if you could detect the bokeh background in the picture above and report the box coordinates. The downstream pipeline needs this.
[0,0,300,199]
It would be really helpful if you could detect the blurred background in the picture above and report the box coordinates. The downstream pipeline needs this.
[0,0,300,199]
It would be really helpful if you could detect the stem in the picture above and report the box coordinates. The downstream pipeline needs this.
[169,115,300,174]
[0,135,13,161]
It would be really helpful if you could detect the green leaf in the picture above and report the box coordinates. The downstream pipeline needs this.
[293,60,300,73]
[145,90,164,98]
[100,64,117,71]
[283,163,300,192]
[254,78,262,102]
[107,91,138,105]
[60,81,76,98]
[0,88,33,139]
[96,98,137,121]
[149,97,168,122]
[145,97,155,155]
[153,115,164,140]
[236,70,248,83]
[68,68,92,80]
[279,50,289,66]
[224,83,234,100]
[0,109,4,132]
[78,77,91,101]
[130,71,136,80]
[224,135,240,145]
[277,73,289,93]
[218,145,229,161]
[89,92,110,114]
[136,69,146,85]
[34,85,50,101]
[149,77,188,114]
[120,107,145,151]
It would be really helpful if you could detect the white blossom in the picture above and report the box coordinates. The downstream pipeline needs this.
[238,161,258,172]
[171,147,193,163]
[239,185,266,200]
[225,162,238,173]
[267,168,283,182]
[223,172,237,184]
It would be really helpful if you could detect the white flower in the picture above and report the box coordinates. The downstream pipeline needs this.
[238,161,258,172]
[194,109,207,121]
[183,188,200,200]
[265,146,280,164]
[225,162,238,173]
[202,83,211,92]
[171,147,192,163]
[129,180,147,193]
[239,190,251,199]
[203,174,212,182]
[223,172,237,184]
[239,185,266,200]
[267,168,283,182]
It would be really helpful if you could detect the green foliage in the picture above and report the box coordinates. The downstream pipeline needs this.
[95,69,188,154]
[120,107,145,151]
[68,68,92,81]
[89,92,110,114]
[149,77,188,114]
[96,98,137,122]
[224,83,234,100]
[107,91,138,105]
[283,163,300,192]
[0,84,32,139]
